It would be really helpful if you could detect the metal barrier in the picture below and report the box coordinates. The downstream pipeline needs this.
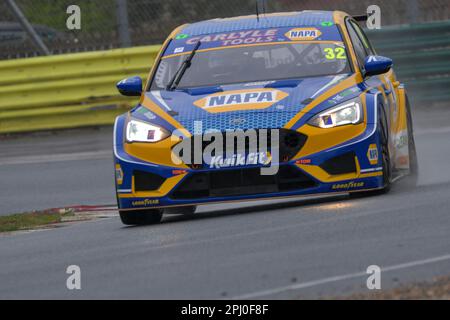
[367,20,450,103]
[0,21,449,134]
[0,45,160,133]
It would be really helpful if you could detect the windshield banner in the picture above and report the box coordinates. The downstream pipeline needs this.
[164,25,343,57]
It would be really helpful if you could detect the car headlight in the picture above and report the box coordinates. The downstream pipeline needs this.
[308,98,363,129]
[126,119,170,143]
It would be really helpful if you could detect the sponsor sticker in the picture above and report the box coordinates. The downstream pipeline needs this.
[229,118,247,126]
[185,29,278,47]
[207,152,272,169]
[322,115,333,126]
[175,34,189,40]
[115,165,123,185]
[328,87,360,105]
[136,107,157,120]
[194,89,289,113]
[132,199,160,207]
[395,133,408,149]
[321,21,334,27]
[324,47,347,60]
[394,130,410,169]
[172,169,188,175]
[367,144,379,165]
[285,28,322,41]
[296,159,312,165]
[244,81,275,87]
[174,47,185,53]
[332,181,365,190]
[398,155,409,166]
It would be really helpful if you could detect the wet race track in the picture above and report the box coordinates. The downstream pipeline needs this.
[1,107,450,299]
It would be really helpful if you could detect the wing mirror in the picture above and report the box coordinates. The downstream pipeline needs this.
[364,55,393,77]
[117,76,143,96]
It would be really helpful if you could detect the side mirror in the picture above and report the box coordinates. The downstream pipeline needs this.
[117,76,143,96]
[364,56,393,77]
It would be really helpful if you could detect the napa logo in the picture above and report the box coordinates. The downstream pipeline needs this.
[115,164,123,185]
[285,28,322,41]
[194,89,289,113]
[367,144,379,165]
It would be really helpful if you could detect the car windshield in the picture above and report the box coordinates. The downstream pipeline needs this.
[150,42,351,90]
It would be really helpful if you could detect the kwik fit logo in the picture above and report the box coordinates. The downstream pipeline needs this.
[208,152,272,169]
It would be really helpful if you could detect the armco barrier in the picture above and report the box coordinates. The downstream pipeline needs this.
[0,45,161,134]
[1,21,449,134]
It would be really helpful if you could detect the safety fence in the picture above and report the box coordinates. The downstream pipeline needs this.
[1,0,449,60]
[0,20,449,134]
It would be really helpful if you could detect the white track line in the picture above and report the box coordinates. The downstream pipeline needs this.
[231,253,450,299]
[0,150,112,166]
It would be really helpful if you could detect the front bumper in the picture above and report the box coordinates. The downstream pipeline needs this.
[114,116,384,211]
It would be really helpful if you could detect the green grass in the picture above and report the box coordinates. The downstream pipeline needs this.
[0,210,73,233]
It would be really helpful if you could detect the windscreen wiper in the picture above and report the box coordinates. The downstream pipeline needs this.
[166,41,202,91]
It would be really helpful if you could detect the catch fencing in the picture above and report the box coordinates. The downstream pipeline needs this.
[0,0,449,59]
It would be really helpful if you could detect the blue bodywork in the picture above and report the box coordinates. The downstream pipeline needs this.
[114,11,392,211]
[114,80,385,210]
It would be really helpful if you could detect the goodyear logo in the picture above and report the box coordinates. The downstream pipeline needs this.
[132,199,160,207]
[332,181,365,190]
[194,89,289,113]
[367,144,379,165]
[285,28,322,41]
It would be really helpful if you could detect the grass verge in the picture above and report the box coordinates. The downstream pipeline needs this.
[0,210,74,233]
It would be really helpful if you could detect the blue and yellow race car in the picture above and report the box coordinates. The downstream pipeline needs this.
[114,10,418,225]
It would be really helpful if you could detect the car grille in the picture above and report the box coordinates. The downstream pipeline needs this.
[174,129,307,169]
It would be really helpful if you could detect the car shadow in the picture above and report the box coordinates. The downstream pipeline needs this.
[161,194,349,225]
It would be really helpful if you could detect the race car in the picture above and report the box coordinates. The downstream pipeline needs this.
[114,10,418,225]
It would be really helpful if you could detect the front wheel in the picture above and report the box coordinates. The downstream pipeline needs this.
[119,209,163,226]
[350,105,391,198]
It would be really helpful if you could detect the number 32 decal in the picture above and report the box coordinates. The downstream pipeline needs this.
[324,47,347,60]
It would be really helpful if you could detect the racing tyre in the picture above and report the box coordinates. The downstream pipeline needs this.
[379,107,392,193]
[119,209,163,226]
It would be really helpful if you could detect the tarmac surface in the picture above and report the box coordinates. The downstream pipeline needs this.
[1,107,450,299]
